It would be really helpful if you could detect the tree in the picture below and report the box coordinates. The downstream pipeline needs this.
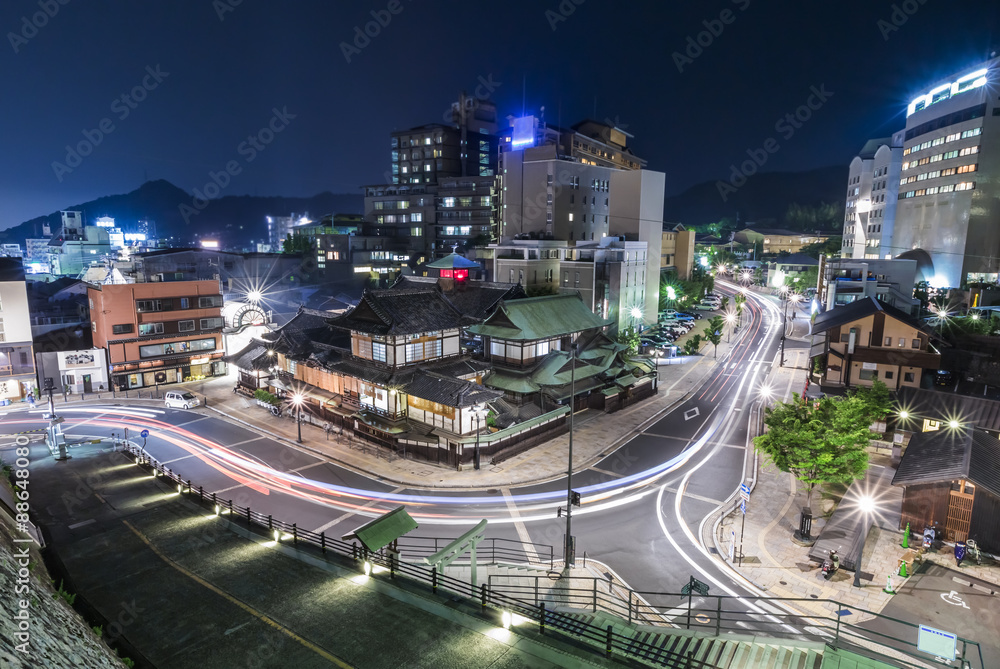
[683,334,702,356]
[754,392,874,512]
[616,326,640,355]
[282,232,312,254]
[799,236,843,260]
[703,316,724,358]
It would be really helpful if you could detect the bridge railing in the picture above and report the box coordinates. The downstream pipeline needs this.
[119,444,983,669]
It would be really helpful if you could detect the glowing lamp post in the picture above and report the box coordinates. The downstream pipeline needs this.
[725,311,736,343]
[853,495,877,588]
[292,392,304,443]
[629,306,643,333]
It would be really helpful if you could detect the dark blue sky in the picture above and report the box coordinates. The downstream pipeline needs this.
[2,0,998,229]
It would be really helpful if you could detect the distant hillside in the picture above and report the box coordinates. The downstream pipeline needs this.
[0,180,363,249]
[664,166,847,231]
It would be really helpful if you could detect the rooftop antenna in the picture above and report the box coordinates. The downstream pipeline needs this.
[521,75,526,117]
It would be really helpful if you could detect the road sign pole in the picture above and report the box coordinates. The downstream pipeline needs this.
[738,509,746,567]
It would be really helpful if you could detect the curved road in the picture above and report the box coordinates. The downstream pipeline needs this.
[4,281,819,638]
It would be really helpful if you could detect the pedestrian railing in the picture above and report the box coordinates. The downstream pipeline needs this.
[119,443,984,669]
[395,535,554,569]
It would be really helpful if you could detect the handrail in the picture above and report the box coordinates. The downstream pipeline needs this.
[118,444,984,669]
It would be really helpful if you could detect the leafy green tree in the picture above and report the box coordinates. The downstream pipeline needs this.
[703,316,725,358]
[754,392,874,512]
[616,326,640,355]
[282,232,312,254]
[683,334,702,356]
[799,236,843,260]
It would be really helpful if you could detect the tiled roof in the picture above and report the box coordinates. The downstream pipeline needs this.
[406,370,501,408]
[895,387,1000,432]
[892,428,1000,499]
[467,293,610,341]
[329,287,469,336]
[225,340,272,370]
[390,276,526,319]
[813,296,926,334]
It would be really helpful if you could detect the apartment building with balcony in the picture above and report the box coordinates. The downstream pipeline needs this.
[89,280,227,390]
[0,258,36,401]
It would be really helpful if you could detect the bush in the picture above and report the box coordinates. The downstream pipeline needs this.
[253,389,281,406]
[683,335,702,356]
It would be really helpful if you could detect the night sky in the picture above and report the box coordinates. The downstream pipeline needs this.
[2,0,998,230]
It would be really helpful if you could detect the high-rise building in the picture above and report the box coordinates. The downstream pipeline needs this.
[390,94,499,185]
[841,137,904,260]
[495,127,664,330]
[499,117,646,171]
[863,56,1000,287]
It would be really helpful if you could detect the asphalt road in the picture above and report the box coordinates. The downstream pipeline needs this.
[5,281,983,661]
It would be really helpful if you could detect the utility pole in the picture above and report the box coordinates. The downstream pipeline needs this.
[564,344,576,569]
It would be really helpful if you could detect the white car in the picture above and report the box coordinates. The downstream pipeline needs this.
[164,391,200,409]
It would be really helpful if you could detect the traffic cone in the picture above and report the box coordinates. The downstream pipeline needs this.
[898,560,908,578]
[884,574,896,595]
[901,523,910,549]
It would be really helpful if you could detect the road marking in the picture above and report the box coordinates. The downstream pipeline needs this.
[288,461,327,475]
[501,486,540,564]
[161,453,198,465]
[174,416,210,428]
[663,487,724,506]
[68,519,95,530]
[311,487,405,535]
[587,466,623,479]
[684,407,700,421]
[940,590,969,608]
[122,520,353,668]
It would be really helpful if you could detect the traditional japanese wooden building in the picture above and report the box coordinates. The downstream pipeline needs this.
[892,427,1000,553]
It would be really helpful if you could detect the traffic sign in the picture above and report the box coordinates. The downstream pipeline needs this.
[739,483,750,495]
[740,500,747,515]
[140,429,149,438]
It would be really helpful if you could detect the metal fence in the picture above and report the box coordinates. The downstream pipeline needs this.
[119,443,984,669]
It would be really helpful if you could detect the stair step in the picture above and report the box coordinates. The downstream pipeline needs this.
[704,640,725,666]
[808,649,823,669]
[718,641,737,667]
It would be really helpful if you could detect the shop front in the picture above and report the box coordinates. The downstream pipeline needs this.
[113,354,227,390]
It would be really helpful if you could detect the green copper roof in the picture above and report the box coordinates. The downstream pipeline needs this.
[483,371,539,393]
[426,253,480,269]
[341,506,418,552]
[467,293,611,341]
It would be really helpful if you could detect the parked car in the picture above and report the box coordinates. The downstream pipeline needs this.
[694,302,718,311]
[677,311,702,320]
[164,391,200,409]
[934,369,955,387]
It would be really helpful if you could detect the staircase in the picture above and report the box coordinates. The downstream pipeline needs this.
[548,608,825,669]
[437,562,827,669]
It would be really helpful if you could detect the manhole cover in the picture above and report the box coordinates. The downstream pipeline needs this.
[810,594,818,599]
[780,581,787,585]
[547,570,563,581]
[695,613,710,624]
[486,489,499,494]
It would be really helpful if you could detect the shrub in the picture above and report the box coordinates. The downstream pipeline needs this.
[253,389,281,406]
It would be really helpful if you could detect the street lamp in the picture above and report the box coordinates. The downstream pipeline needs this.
[292,392,304,443]
[780,292,802,367]
[629,306,643,334]
[471,403,487,470]
[853,495,876,587]
[725,311,736,343]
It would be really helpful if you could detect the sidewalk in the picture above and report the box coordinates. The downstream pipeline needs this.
[701,326,1000,623]
[158,322,746,491]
